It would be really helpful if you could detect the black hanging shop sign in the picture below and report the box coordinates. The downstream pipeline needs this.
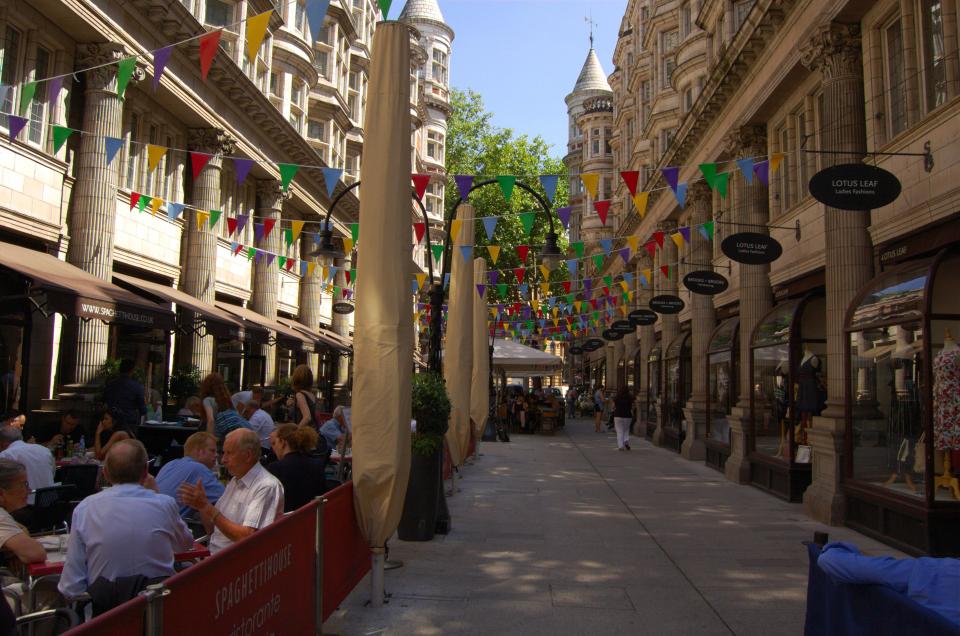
[602,329,623,341]
[584,338,604,350]
[611,320,634,334]
[808,163,901,211]
[721,232,783,265]
[628,309,658,326]
[332,302,355,315]
[569,346,584,355]
[650,295,685,314]
[683,270,729,295]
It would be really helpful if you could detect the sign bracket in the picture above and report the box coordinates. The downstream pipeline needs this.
[801,140,934,173]
[715,219,801,242]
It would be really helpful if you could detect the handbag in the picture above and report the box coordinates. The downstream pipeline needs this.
[913,433,927,474]
[795,445,812,464]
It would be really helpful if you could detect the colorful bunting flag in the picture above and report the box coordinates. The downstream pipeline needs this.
[460,246,473,262]
[674,183,688,208]
[753,161,770,187]
[342,238,354,254]
[7,115,27,140]
[539,174,559,203]
[715,172,730,199]
[476,284,486,298]
[454,174,474,201]
[661,166,680,192]
[413,222,426,244]
[496,175,516,201]
[556,206,572,230]
[116,57,138,100]
[147,144,167,173]
[234,158,254,184]
[190,152,212,179]
[150,197,163,216]
[245,11,273,61]
[167,202,184,221]
[698,221,714,241]
[580,173,599,198]
[518,211,536,236]
[430,244,444,264]
[199,30,222,80]
[196,210,210,231]
[278,163,298,191]
[105,137,124,166]
[262,218,276,239]
[487,245,501,264]
[51,126,75,153]
[516,245,529,262]
[736,158,754,184]
[449,219,462,244]
[699,163,717,189]
[412,174,431,200]
[770,152,785,175]
[290,220,305,243]
[152,46,173,91]
[594,200,610,225]
[482,216,498,241]
[209,209,222,228]
[620,171,640,196]
[572,242,584,259]
[599,239,612,255]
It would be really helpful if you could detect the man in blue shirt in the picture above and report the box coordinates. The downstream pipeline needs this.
[156,432,224,519]
[102,359,146,429]
[319,407,350,452]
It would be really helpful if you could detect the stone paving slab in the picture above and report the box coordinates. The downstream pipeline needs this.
[323,418,905,635]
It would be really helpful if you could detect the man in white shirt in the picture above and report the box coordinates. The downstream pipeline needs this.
[0,425,54,505]
[241,400,275,451]
[179,428,283,554]
[58,440,193,600]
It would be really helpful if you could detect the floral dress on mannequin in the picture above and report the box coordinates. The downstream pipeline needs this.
[934,347,960,451]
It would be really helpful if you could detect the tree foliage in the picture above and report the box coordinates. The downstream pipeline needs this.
[444,89,571,305]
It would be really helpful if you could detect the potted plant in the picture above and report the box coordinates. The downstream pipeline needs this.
[168,365,201,411]
[397,372,450,542]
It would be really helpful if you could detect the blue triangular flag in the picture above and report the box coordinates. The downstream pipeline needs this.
[736,158,754,184]
[327,265,339,282]
[322,167,342,198]
[674,183,688,208]
[412,279,419,294]
[566,259,578,276]
[443,273,450,289]
[518,284,528,298]
[167,202,185,220]
[301,261,309,276]
[482,216,498,241]
[599,239,613,255]
[460,245,473,261]
[622,272,634,286]
[306,0,332,43]
[539,175,559,203]
[104,137,124,166]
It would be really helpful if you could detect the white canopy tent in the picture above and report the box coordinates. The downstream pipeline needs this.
[492,339,563,377]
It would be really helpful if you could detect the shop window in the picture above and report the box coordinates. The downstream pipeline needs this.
[205,0,233,27]
[646,338,661,431]
[707,317,739,445]
[884,17,907,137]
[664,331,692,447]
[920,0,947,112]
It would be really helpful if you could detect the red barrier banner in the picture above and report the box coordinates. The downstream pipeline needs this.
[64,595,145,634]
[322,482,370,621]
[161,500,318,635]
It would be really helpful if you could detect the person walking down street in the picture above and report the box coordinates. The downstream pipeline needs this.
[566,387,577,419]
[613,386,634,451]
[103,359,146,430]
[593,385,604,433]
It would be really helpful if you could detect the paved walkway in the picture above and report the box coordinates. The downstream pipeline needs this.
[324,417,904,635]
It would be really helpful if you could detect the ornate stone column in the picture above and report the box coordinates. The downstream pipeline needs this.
[655,221,678,446]
[299,233,323,378]
[331,256,351,399]
[682,182,716,460]
[801,23,871,525]
[635,255,654,425]
[179,128,235,376]
[251,180,285,386]
[605,342,616,394]
[65,44,139,384]
[725,125,773,484]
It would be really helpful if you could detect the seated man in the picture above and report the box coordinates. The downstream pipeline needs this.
[0,459,47,566]
[0,425,54,505]
[178,428,283,554]
[156,432,224,519]
[58,440,193,600]
[319,407,350,454]
[32,410,84,450]
[241,400,275,451]
[231,386,282,412]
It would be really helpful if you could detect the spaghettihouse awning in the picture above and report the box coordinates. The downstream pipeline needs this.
[216,303,314,352]
[0,242,175,330]
[277,318,351,353]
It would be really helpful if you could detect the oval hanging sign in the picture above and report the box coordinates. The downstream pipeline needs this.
[585,338,604,350]
[569,346,584,355]
[612,320,634,334]
[628,309,658,326]
[808,163,901,211]
[333,302,355,315]
[683,270,729,295]
[582,342,600,352]
[602,329,624,341]
[721,232,783,265]
[650,295,685,314]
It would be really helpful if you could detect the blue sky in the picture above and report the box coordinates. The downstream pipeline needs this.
[431,0,627,160]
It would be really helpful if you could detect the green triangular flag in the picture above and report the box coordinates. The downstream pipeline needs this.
[278,163,299,191]
[702,221,715,239]
[334,285,341,298]
[592,311,599,321]
[18,81,37,116]
[350,269,357,284]
[497,283,508,299]
[278,256,287,269]
[496,175,516,201]
[572,242,584,259]
[209,209,223,228]
[247,247,256,260]
[715,172,730,199]
[350,223,359,243]
[592,254,604,270]
[116,57,137,100]
[137,196,151,212]
[52,126,75,153]
[284,228,294,246]
[518,211,536,236]
[431,244,444,264]
[699,163,717,189]
[603,275,613,287]
[377,0,392,19]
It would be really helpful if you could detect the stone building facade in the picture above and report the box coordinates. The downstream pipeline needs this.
[573,0,960,554]
[0,0,452,414]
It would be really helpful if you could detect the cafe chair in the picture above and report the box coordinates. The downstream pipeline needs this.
[15,608,79,635]
[30,486,77,535]
[54,464,100,500]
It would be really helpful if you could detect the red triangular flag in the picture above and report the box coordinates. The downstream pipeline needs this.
[603,287,610,297]
[645,241,657,258]
[514,268,525,284]
[413,223,426,244]
[661,265,670,278]
[345,270,352,284]
[227,217,238,235]
[199,30,222,80]
[263,218,276,238]
[594,200,610,225]
[190,152,212,179]
[562,281,571,293]
[516,245,529,262]
[285,258,296,271]
[590,299,598,309]
[412,174,431,200]
[129,192,141,210]
[653,231,665,248]
[233,243,244,256]
[620,171,640,196]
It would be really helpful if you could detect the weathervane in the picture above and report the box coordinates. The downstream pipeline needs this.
[585,12,596,48]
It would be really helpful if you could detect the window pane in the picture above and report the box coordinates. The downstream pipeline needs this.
[29,47,50,144]
[1,27,21,118]
[921,0,946,111]
[885,20,906,136]
[205,0,232,26]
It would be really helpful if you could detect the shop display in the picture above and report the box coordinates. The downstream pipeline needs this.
[645,339,661,439]
[707,317,739,447]
[664,331,691,451]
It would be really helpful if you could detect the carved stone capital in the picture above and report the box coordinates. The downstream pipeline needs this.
[187,128,237,156]
[800,23,862,80]
[256,179,289,210]
[687,181,713,210]
[657,220,678,233]
[724,124,767,158]
[76,43,145,92]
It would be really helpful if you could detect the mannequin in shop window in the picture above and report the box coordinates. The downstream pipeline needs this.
[774,362,790,458]
[885,326,922,492]
[933,329,960,500]
[794,349,824,448]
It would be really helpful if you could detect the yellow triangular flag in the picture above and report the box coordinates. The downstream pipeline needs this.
[770,152,785,175]
[306,262,316,277]
[552,307,559,318]
[321,266,329,280]
[487,245,500,264]
[290,220,305,243]
[628,291,634,301]
[620,305,628,317]
[643,269,652,284]
[147,144,167,173]
[449,219,462,244]
[540,283,550,295]
[633,192,650,218]
[627,235,639,253]
[531,299,540,312]
[196,210,209,231]
[342,238,354,254]
[580,173,600,198]
[149,197,163,216]
[539,264,550,279]
[553,318,559,327]
[671,232,685,249]
[489,308,498,318]
[574,301,582,312]
[415,273,427,289]
[620,281,628,293]
[245,10,273,62]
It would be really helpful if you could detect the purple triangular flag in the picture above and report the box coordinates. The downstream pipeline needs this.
[7,115,27,140]
[753,160,770,187]
[736,158,754,184]
[254,222,265,243]
[234,158,255,185]
[454,175,474,202]
[661,166,680,193]
[619,247,631,264]
[235,214,249,234]
[556,206,572,230]
[476,284,486,298]
[679,226,691,244]
[152,46,173,91]
[104,137,124,166]
[488,270,499,285]
[255,250,264,264]
[266,253,276,266]
[46,76,65,108]
[583,278,593,294]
